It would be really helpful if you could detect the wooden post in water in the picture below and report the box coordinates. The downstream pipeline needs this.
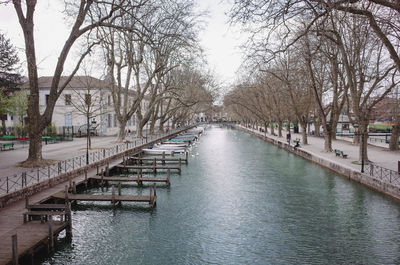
[12,234,18,265]
[167,169,171,187]
[111,185,115,208]
[118,182,122,206]
[72,181,76,194]
[84,170,88,189]
[179,158,182,174]
[64,185,69,203]
[66,202,72,239]
[153,183,157,197]
[162,152,166,165]
[185,152,188,164]
[153,158,157,174]
[25,196,29,209]
[149,186,153,204]
[48,216,54,253]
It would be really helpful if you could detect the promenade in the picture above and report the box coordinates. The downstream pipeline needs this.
[0,135,136,179]
[240,125,399,173]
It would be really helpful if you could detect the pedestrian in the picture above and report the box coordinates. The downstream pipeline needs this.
[286,132,291,144]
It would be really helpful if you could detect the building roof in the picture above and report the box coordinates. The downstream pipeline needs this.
[21,76,109,89]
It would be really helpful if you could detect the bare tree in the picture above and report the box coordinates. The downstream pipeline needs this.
[11,0,146,166]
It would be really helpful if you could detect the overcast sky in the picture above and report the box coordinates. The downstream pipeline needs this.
[0,0,245,87]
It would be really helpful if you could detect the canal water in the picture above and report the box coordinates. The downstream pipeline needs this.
[42,126,400,265]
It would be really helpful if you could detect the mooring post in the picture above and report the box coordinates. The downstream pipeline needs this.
[48,216,54,253]
[118,182,122,206]
[64,185,69,203]
[66,202,72,239]
[149,186,153,204]
[185,152,188,164]
[179,158,182,174]
[111,185,116,208]
[25,196,29,209]
[162,152,166,165]
[167,169,171,187]
[12,234,18,265]
[85,170,88,188]
[153,183,157,197]
[153,158,157,174]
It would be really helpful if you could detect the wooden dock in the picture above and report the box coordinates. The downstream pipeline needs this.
[0,221,68,265]
[128,155,188,165]
[115,164,181,174]
[89,174,170,186]
[51,186,157,207]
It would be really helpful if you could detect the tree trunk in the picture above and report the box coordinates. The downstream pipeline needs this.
[270,121,275,136]
[389,125,399,151]
[26,123,43,164]
[1,119,6,135]
[359,122,369,163]
[301,122,308,145]
[278,120,283,137]
[87,114,92,149]
[323,123,333,152]
[117,120,127,142]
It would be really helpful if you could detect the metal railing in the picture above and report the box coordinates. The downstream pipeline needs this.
[366,163,400,187]
[0,125,195,195]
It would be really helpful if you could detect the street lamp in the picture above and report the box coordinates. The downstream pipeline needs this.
[354,124,365,173]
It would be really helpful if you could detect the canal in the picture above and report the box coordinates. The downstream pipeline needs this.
[42,126,400,264]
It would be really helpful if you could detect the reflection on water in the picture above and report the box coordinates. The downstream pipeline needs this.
[42,126,400,265]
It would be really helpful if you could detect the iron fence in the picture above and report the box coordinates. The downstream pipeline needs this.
[0,126,194,195]
[366,163,400,187]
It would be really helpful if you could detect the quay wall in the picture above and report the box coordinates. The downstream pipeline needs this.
[238,126,400,202]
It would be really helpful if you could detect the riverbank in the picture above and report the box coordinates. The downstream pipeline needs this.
[237,125,400,202]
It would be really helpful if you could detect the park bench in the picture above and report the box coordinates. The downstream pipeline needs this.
[2,135,15,140]
[0,142,14,151]
[334,149,348,158]
[42,136,58,144]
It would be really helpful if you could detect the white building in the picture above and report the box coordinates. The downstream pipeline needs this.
[22,76,140,136]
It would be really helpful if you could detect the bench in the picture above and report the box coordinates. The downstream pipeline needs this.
[2,135,15,140]
[334,149,348,158]
[1,142,14,151]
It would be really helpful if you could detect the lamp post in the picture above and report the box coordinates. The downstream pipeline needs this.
[354,124,365,173]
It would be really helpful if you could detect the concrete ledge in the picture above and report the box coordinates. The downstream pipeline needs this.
[238,126,400,201]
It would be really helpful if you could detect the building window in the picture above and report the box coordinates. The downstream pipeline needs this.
[65,94,71,105]
[113,114,117,127]
[107,114,112,128]
[45,95,50,105]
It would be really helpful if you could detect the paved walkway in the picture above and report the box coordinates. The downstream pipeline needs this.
[241,126,400,172]
[0,135,140,179]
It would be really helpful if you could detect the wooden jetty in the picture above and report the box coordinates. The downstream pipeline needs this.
[128,155,188,165]
[115,163,181,174]
[51,184,157,207]
[0,198,72,265]
[89,172,171,186]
